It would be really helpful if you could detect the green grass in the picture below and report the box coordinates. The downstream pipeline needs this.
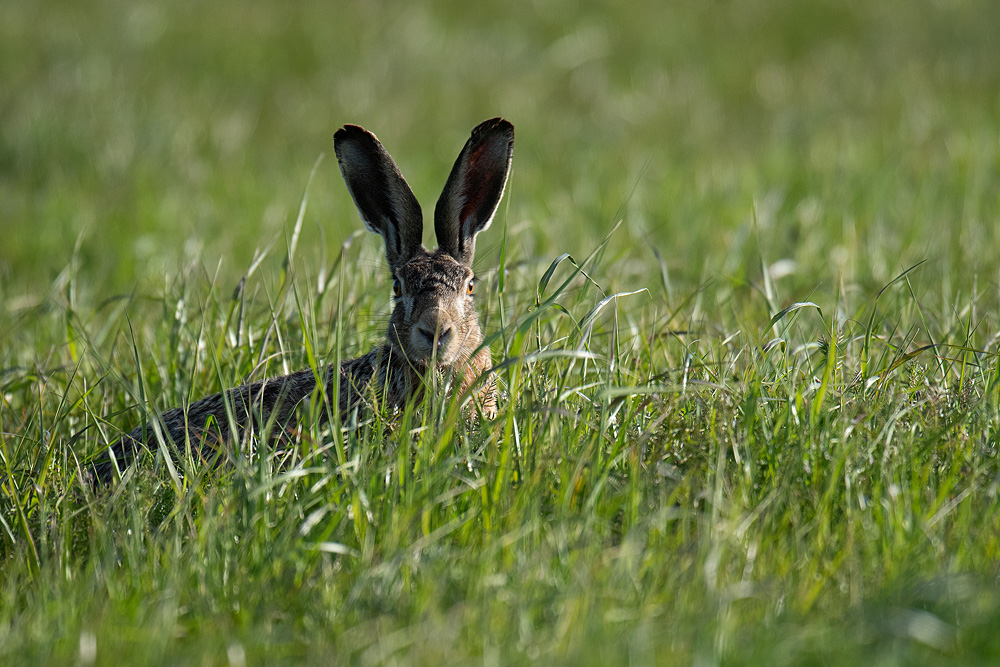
[3,0,1000,664]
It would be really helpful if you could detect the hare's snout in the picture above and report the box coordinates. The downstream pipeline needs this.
[414,320,453,348]
[410,308,460,364]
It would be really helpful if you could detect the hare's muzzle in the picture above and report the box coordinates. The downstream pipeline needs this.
[411,310,459,364]
[415,322,452,348]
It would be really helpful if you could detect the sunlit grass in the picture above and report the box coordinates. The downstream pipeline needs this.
[3,0,1000,664]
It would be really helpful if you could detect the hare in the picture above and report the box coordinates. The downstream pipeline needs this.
[91,118,513,484]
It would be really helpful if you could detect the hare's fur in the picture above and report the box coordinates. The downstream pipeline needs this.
[92,118,513,483]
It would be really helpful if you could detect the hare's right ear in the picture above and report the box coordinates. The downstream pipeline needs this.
[434,118,514,267]
[334,125,423,271]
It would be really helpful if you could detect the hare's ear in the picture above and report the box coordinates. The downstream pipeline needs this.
[434,118,514,267]
[334,125,423,271]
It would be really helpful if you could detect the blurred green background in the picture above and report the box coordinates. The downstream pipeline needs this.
[3,0,998,304]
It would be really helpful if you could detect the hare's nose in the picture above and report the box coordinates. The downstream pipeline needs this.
[416,322,452,349]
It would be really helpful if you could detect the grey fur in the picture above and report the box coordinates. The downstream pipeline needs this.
[92,119,512,484]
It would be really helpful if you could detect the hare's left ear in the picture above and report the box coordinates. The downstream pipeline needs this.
[434,118,514,267]
[334,125,424,272]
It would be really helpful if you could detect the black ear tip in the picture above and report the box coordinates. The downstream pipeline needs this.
[472,117,514,139]
[334,124,372,144]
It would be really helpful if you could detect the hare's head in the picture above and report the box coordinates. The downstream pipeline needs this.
[334,118,514,369]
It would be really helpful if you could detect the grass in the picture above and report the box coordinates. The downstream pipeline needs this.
[3,0,1000,663]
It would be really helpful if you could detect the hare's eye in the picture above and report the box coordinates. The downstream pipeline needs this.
[392,278,402,297]
[466,279,475,295]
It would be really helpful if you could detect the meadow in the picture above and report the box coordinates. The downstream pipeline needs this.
[3,0,1000,663]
